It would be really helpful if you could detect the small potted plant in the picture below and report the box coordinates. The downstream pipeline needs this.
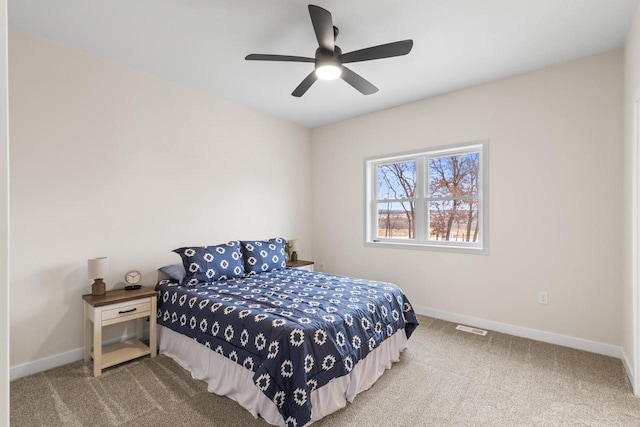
[284,241,292,260]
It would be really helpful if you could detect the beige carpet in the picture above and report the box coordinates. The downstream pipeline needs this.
[10,316,640,426]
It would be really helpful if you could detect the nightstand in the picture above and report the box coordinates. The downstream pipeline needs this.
[82,287,157,377]
[287,260,314,271]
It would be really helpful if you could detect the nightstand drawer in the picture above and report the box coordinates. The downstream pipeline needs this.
[102,299,151,322]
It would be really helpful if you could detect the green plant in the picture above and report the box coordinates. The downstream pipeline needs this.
[284,241,292,259]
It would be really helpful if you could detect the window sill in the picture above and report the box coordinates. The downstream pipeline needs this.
[364,240,488,255]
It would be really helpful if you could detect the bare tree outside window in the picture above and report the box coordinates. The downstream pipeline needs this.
[376,161,416,239]
[428,153,479,242]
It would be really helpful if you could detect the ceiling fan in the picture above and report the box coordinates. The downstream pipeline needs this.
[245,4,413,97]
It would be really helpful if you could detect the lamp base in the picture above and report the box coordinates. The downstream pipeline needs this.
[91,279,106,296]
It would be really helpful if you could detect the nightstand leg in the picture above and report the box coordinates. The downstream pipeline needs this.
[83,302,91,362]
[136,318,143,340]
[150,296,157,357]
[93,308,102,377]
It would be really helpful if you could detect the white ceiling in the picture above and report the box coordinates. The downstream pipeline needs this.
[8,0,639,128]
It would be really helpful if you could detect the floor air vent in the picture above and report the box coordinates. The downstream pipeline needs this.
[455,325,488,336]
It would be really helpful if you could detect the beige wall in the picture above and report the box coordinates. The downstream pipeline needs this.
[9,30,312,367]
[1,0,8,421]
[311,51,623,346]
[623,2,640,390]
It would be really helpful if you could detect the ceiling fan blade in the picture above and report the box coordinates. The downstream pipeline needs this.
[341,66,378,95]
[292,71,318,97]
[341,40,414,64]
[245,54,314,63]
[308,5,334,52]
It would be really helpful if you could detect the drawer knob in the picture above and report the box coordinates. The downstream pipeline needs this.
[118,308,137,314]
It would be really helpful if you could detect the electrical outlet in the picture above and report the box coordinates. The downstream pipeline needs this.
[538,291,548,305]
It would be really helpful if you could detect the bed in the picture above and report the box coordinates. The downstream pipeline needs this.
[155,239,418,426]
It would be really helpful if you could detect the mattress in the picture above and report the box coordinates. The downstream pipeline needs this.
[155,268,418,426]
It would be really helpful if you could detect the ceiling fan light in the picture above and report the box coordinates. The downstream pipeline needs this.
[316,64,341,80]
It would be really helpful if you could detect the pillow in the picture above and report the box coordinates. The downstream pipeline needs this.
[173,241,245,286]
[240,237,287,275]
[158,263,186,284]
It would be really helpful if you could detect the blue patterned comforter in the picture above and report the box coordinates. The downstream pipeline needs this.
[155,268,418,427]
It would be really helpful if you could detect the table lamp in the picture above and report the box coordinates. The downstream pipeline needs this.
[88,257,108,296]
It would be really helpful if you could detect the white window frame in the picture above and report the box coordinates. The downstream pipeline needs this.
[364,140,489,254]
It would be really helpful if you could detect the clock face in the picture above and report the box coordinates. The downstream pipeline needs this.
[125,270,142,285]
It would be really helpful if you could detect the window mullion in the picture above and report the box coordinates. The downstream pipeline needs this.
[375,198,414,203]
[370,162,378,242]
[415,156,425,242]
[426,196,478,202]
[426,154,433,242]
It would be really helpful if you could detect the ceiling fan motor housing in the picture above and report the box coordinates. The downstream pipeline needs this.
[315,46,342,70]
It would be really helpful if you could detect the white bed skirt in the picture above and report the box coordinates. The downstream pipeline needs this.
[158,325,408,426]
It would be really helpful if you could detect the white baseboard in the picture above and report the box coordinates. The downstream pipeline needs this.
[10,332,147,381]
[10,347,84,381]
[415,306,623,359]
[11,310,628,382]
[621,348,635,393]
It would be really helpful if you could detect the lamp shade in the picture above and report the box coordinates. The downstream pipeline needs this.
[88,257,108,279]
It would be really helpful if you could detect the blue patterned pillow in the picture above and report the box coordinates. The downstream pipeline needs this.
[173,241,245,286]
[159,263,186,284]
[240,237,287,275]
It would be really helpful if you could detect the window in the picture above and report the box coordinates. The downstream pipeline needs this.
[365,141,488,253]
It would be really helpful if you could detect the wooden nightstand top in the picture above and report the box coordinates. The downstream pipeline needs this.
[82,286,156,307]
[287,260,314,268]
